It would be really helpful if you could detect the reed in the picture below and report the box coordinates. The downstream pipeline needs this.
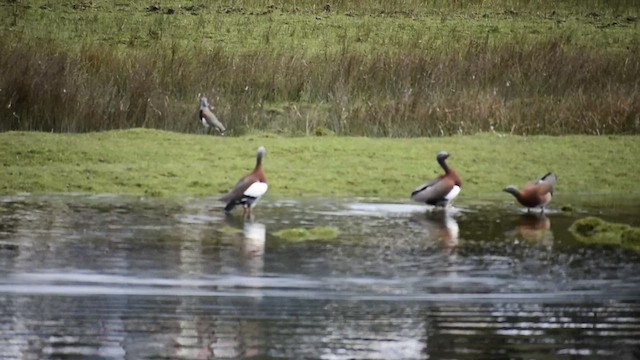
[0,0,638,136]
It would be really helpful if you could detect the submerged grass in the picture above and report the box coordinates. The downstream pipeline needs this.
[570,216,640,250]
[274,227,340,242]
[0,0,638,136]
[0,129,638,199]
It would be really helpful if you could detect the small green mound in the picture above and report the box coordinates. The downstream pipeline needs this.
[274,227,339,242]
[314,127,334,136]
[560,204,574,212]
[569,216,640,250]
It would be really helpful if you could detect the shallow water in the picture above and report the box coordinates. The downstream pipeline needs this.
[0,194,639,359]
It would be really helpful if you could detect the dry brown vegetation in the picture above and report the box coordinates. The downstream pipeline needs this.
[0,0,638,136]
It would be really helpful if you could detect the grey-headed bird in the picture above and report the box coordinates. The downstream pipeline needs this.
[199,96,225,135]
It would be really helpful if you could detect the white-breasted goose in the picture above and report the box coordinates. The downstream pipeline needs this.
[220,146,268,218]
[503,172,557,212]
[199,96,226,135]
[411,151,462,207]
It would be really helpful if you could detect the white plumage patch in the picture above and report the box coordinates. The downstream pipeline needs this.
[244,182,268,198]
[201,117,209,127]
[444,185,461,201]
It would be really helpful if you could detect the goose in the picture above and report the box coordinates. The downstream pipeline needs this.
[503,172,556,213]
[199,96,225,135]
[411,151,462,207]
[220,146,268,218]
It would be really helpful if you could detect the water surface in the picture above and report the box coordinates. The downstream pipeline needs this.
[0,194,639,359]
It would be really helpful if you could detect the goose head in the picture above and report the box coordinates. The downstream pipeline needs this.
[436,151,451,171]
[503,185,520,197]
[256,146,267,165]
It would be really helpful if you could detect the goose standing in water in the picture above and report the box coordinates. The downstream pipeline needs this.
[221,146,268,218]
[199,96,226,135]
[411,151,462,207]
[503,172,556,213]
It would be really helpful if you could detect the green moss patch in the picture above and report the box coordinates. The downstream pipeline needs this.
[274,227,339,242]
[570,216,640,250]
[621,228,640,248]
[560,204,575,212]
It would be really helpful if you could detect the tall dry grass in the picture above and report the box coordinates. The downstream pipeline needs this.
[0,34,638,136]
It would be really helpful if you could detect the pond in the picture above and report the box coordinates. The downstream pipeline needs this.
[0,194,639,359]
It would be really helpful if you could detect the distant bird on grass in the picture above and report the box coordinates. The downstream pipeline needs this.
[411,151,462,208]
[503,172,557,213]
[199,96,225,135]
[220,146,268,219]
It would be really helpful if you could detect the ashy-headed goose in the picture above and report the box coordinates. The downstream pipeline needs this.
[503,172,556,213]
[221,146,268,218]
[411,151,462,207]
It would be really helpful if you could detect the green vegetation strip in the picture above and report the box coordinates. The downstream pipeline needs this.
[570,217,640,251]
[4,1,637,54]
[1,129,638,199]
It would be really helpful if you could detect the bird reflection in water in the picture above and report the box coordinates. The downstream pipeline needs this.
[221,215,267,276]
[415,211,460,254]
[242,221,266,276]
[512,213,554,247]
[172,220,267,359]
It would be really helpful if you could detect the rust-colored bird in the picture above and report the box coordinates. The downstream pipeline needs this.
[411,151,462,207]
[503,172,557,212]
[199,96,225,135]
[220,146,268,218]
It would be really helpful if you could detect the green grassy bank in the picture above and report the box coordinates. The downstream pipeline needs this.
[1,129,638,199]
[1,1,638,136]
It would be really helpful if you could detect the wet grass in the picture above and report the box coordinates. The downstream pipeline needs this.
[0,129,638,199]
[0,0,638,136]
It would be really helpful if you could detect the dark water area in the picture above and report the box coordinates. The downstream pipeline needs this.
[0,194,639,359]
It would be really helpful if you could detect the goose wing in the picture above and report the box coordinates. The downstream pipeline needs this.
[411,178,439,198]
[411,177,456,204]
[220,175,255,203]
[531,172,556,195]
